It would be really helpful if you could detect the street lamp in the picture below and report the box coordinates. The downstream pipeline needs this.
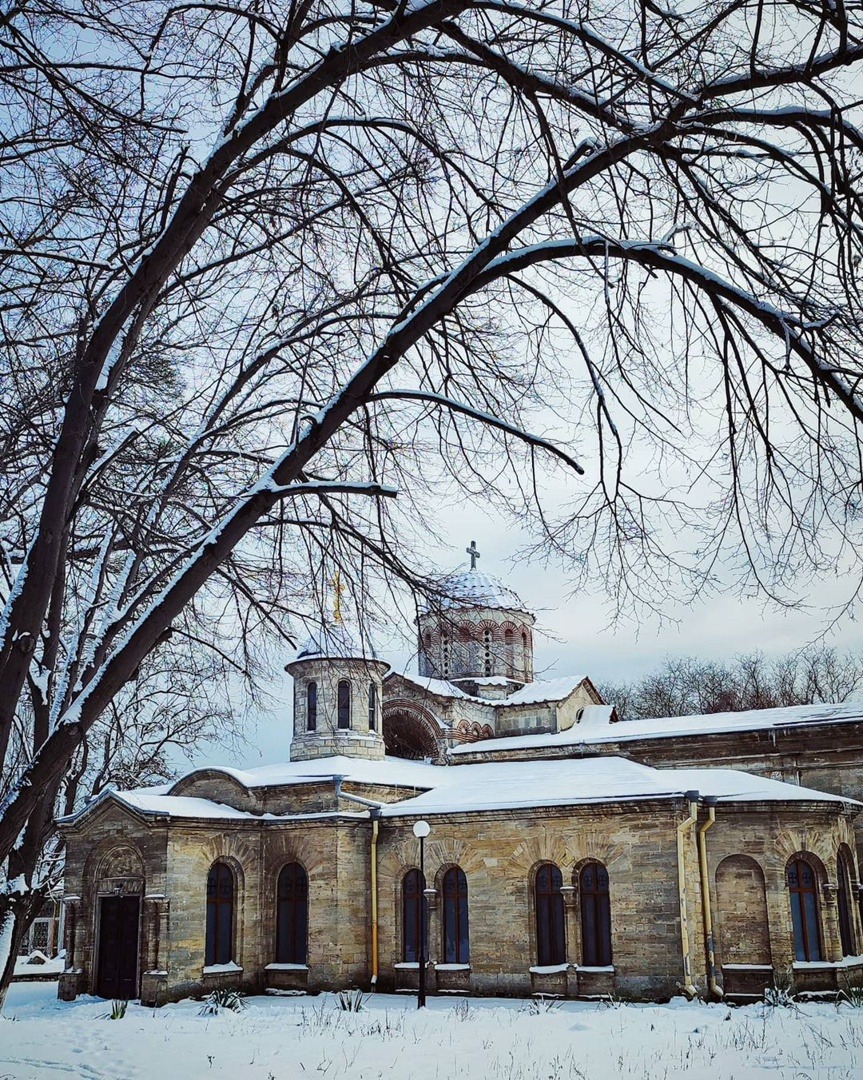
[413,819,431,1008]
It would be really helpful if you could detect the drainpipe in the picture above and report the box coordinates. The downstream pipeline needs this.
[333,777,384,990]
[369,809,380,990]
[697,797,723,1001]
[677,790,699,999]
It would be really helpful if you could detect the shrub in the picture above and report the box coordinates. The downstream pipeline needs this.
[199,988,247,1015]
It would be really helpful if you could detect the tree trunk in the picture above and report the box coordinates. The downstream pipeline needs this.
[0,885,48,1012]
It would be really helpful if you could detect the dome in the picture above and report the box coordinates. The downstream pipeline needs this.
[423,568,529,614]
[294,621,380,662]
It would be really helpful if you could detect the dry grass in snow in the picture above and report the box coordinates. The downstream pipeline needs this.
[2,982,863,1079]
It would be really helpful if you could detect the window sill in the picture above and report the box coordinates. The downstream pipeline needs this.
[202,962,243,976]
[721,964,773,971]
[529,964,571,975]
[435,964,470,971]
[793,957,863,970]
[577,966,615,974]
[265,963,309,972]
[394,962,431,969]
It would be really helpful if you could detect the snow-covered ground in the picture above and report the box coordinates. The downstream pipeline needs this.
[2,982,862,1079]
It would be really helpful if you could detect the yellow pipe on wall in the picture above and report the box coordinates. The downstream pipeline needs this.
[370,810,380,989]
[697,800,723,1000]
[677,791,699,999]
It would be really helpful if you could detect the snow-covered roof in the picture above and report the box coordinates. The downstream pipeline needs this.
[378,756,856,817]
[391,671,588,709]
[292,621,384,663]
[177,755,441,791]
[450,699,863,754]
[57,786,260,824]
[70,751,858,826]
[421,568,530,615]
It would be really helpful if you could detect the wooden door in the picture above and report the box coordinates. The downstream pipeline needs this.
[96,896,140,999]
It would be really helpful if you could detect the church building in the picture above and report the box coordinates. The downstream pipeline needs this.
[57,546,863,1005]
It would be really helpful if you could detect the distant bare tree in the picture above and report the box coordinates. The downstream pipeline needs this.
[600,648,863,721]
[2,0,863,1000]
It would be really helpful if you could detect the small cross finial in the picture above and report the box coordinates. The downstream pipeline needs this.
[466,540,480,570]
[330,570,346,624]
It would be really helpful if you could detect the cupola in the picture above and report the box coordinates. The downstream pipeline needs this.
[417,541,536,695]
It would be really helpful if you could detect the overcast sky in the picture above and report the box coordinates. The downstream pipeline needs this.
[210,492,863,772]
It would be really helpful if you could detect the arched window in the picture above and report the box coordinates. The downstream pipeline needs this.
[206,861,234,966]
[368,683,377,731]
[402,869,427,962]
[483,628,492,677]
[787,857,823,961]
[534,863,566,966]
[579,861,612,966]
[442,867,470,964]
[306,681,317,733]
[837,850,856,957]
[504,628,514,676]
[276,862,308,965]
[442,633,450,678]
[337,680,351,729]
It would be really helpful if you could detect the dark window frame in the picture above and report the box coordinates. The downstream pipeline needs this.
[206,861,235,966]
[442,867,470,964]
[579,861,612,966]
[276,862,309,965]
[402,869,428,963]
[787,857,823,962]
[534,862,566,966]
[306,681,317,732]
[837,850,856,958]
[337,679,351,729]
[368,683,377,731]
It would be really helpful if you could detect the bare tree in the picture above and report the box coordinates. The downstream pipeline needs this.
[600,648,863,721]
[2,0,863,998]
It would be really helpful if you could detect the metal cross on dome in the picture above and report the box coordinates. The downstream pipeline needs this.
[466,540,481,570]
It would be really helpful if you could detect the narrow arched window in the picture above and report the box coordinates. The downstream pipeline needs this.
[787,857,823,961]
[837,851,856,957]
[579,861,612,966]
[402,869,427,962]
[337,680,351,729]
[306,681,317,733]
[535,863,565,966]
[206,861,234,966]
[368,683,377,731]
[504,628,514,676]
[442,633,450,677]
[276,862,308,965]
[483,628,492,677]
[442,867,470,964]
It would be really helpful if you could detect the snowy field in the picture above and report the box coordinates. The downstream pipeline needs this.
[2,982,863,1080]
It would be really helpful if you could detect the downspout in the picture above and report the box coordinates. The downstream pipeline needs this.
[333,777,383,990]
[677,791,699,999]
[697,797,723,1000]
[370,809,380,990]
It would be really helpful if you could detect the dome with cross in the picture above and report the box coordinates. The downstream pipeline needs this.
[416,542,536,691]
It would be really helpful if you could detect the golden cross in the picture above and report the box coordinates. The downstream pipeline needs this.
[330,570,346,624]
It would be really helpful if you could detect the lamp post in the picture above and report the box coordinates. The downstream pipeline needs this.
[413,819,431,1008]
